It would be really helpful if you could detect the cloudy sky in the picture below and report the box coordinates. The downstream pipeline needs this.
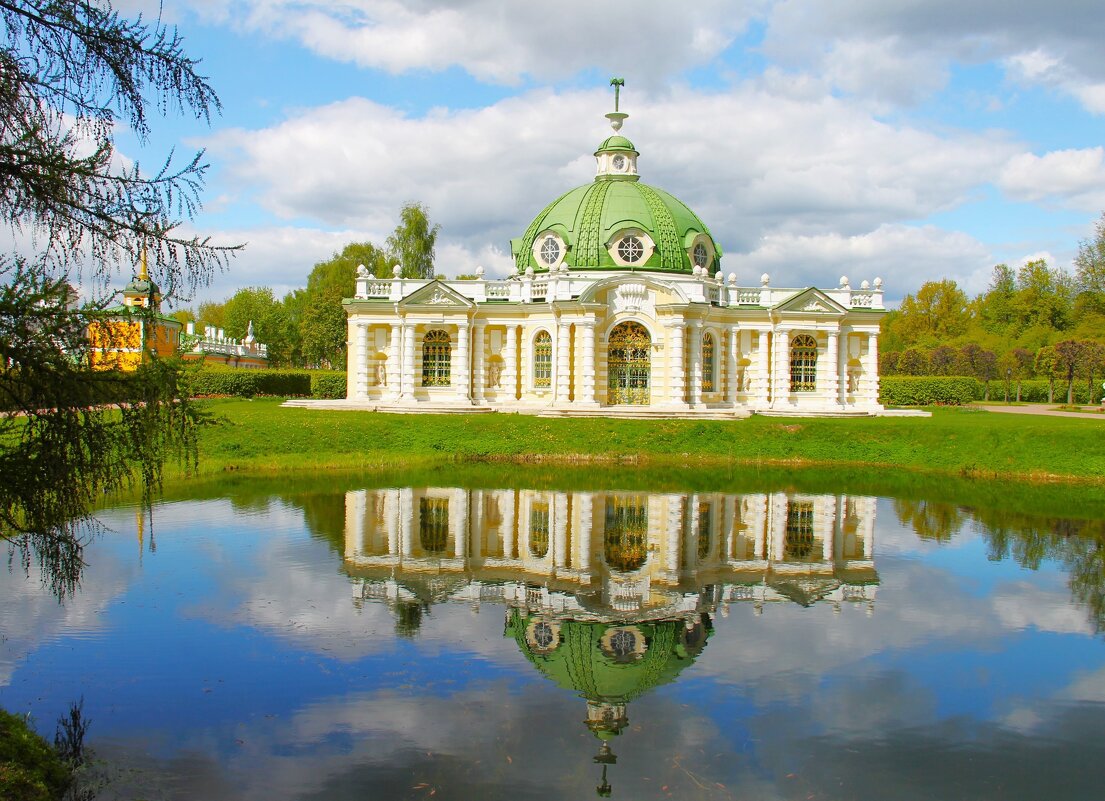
[114,1,1105,307]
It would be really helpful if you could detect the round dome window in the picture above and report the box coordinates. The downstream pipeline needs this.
[617,235,645,263]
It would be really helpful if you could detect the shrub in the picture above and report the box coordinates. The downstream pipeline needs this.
[188,366,311,398]
[309,371,347,399]
[879,376,981,406]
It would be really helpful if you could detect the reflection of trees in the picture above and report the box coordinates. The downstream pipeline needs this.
[893,499,966,542]
[975,509,1105,633]
[395,600,426,639]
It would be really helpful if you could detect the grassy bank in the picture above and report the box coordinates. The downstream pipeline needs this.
[184,398,1105,484]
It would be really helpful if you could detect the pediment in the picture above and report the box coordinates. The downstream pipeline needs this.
[773,287,846,316]
[399,281,475,309]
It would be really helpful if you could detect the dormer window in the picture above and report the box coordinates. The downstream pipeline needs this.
[693,243,708,269]
[532,231,566,270]
[686,234,716,273]
[618,235,644,263]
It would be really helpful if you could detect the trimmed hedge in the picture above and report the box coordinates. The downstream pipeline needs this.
[881,375,1103,406]
[188,366,348,399]
[879,376,980,406]
[189,367,311,398]
[309,371,346,399]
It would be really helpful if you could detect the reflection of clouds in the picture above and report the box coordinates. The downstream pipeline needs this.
[0,537,135,686]
[94,672,761,801]
[992,580,1095,636]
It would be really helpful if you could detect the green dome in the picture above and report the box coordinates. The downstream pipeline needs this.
[505,612,711,704]
[512,179,722,274]
[124,277,159,295]
[595,135,637,154]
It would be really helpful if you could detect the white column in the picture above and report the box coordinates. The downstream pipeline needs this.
[455,321,470,401]
[399,488,413,557]
[452,488,468,558]
[754,331,770,408]
[727,325,740,406]
[579,322,597,405]
[471,490,485,561]
[386,489,399,556]
[555,322,571,404]
[388,324,401,400]
[344,490,366,560]
[822,497,835,561]
[667,321,686,407]
[577,492,593,576]
[401,322,416,399]
[686,494,700,568]
[826,331,840,408]
[770,492,788,562]
[838,328,850,406]
[665,495,683,575]
[553,492,568,569]
[505,490,518,559]
[353,323,369,399]
[504,325,520,401]
[688,321,702,407]
[772,328,790,407]
[860,497,875,559]
[472,323,485,404]
[865,332,880,408]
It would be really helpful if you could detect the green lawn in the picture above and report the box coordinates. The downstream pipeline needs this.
[187,398,1105,484]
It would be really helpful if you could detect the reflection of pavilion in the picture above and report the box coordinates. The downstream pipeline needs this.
[343,488,877,620]
[343,486,877,796]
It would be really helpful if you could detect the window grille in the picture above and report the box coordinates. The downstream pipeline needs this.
[789,334,818,392]
[785,501,815,560]
[419,497,449,554]
[702,332,715,392]
[533,331,552,388]
[422,329,451,386]
[530,503,550,558]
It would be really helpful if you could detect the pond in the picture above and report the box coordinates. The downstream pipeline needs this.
[2,468,1104,800]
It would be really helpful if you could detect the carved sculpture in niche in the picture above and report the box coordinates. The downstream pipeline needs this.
[847,369,860,393]
[375,362,387,386]
[487,360,503,389]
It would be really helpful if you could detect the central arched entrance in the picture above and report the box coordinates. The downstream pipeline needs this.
[607,322,651,405]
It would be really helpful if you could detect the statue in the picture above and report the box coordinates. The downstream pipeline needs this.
[487,361,503,389]
[375,362,387,386]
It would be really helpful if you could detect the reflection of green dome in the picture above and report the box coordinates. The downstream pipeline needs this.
[511,136,722,275]
[505,611,711,704]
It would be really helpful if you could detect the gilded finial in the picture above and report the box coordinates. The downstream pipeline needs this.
[606,77,628,132]
[139,247,149,282]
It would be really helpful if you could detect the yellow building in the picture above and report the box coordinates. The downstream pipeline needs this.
[87,259,182,371]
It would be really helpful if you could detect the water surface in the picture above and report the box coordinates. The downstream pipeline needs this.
[2,471,1103,800]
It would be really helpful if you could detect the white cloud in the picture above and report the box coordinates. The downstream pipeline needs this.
[998,147,1105,210]
[186,0,761,86]
[202,85,1017,292]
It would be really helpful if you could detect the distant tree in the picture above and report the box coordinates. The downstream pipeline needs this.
[879,350,900,376]
[1074,211,1105,295]
[1053,340,1088,405]
[1081,341,1105,404]
[977,264,1018,334]
[1034,346,1060,403]
[897,348,931,376]
[895,280,970,346]
[170,309,196,327]
[930,345,960,376]
[386,203,441,279]
[196,301,226,329]
[222,287,293,364]
[1013,259,1074,333]
[960,343,998,399]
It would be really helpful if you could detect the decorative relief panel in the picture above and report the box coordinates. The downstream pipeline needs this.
[611,282,655,317]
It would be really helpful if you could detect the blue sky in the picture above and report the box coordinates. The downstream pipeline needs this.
[113,1,1105,307]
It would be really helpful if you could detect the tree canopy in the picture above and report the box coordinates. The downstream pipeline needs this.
[1,1,230,592]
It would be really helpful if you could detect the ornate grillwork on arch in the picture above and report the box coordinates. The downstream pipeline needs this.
[604,496,648,572]
[533,331,552,388]
[607,322,651,405]
[789,334,818,392]
[702,332,715,392]
[422,329,451,386]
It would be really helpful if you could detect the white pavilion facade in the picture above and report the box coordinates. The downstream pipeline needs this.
[338,94,887,418]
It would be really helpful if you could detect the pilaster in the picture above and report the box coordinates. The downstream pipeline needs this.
[555,322,571,404]
[826,331,840,408]
[578,321,597,406]
[667,321,687,407]
[472,323,486,404]
[455,321,470,401]
[688,321,702,407]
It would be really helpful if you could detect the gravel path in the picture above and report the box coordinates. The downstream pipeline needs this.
[975,403,1105,420]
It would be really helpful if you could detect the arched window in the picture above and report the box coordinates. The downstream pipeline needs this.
[789,334,817,392]
[533,330,552,388]
[702,332,715,392]
[530,502,550,558]
[422,329,451,386]
[693,242,709,270]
